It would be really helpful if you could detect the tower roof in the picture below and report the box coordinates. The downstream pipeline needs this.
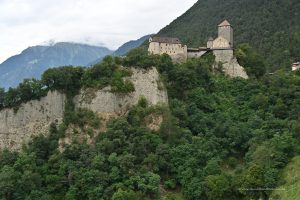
[218,20,231,27]
[208,37,214,41]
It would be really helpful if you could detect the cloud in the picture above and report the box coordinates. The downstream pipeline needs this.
[0,0,197,63]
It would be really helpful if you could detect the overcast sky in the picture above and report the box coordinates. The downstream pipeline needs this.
[0,0,197,63]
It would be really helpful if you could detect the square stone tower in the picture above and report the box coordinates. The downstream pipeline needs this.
[218,20,233,48]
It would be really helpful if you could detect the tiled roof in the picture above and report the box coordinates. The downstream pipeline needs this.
[218,20,231,27]
[150,37,181,44]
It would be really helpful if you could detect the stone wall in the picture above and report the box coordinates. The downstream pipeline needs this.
[148,42,187,61]
[187,50,208,58]
[0,67,168,151]
[0,91,66,151]
[213,49,248,79]
[218,26,233,48]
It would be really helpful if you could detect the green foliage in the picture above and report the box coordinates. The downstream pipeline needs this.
[2,78,46,109]
[1,51,300,200]
[111,71,135,93]
[0,88,5,109]
[236,43,266,78]
[205,173,233,200]
[122,47,157,68]
[157,0,300,71]
[0,56,136,111]
[270,156,300,200]
[42,66,84,96]
[64,108,101,129]
[112,189,143,200]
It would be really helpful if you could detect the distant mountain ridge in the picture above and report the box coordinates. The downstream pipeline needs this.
[88,35,152,66]
[0,42,112,89]
[0,35,152,89]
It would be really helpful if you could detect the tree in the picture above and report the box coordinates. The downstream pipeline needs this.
[0,166,20,200]
[205,174,232,200]
[112,189,142,200]
[238,164,266,199]
[236,43,266,78]
[42,66,84,95]
[0,88,5,109]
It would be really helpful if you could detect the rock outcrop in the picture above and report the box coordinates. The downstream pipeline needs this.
[74,67,168,114]
[0,67,168,151]
[213,50,248,79]
[0,91,66,151]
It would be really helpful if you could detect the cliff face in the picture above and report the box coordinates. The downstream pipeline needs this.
[213,50,248,79]
[74,67,168,114]
[0,91,66,151]
[0,67,168,151]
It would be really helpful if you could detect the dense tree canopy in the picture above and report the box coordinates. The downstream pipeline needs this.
[157,0,300,71]
[0,50,300,199]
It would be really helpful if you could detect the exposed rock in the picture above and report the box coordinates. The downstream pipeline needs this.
[213,50,248,79]
[0,67,168,151]
[145,114,163,131]
[58,112,118,152]
[74,67,168,114]
[0,91,66,151]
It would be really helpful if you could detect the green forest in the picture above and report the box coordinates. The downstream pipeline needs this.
[0,47,300,200]
[157,0,300,72]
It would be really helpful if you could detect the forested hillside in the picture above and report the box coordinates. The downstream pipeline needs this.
[0,49,300,199]
[157,0,300,71]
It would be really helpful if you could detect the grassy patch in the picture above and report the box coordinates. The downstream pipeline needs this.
[270,156,300,200]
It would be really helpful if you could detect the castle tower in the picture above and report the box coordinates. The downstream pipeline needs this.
[207,37,214,48]
[218,20,233,48]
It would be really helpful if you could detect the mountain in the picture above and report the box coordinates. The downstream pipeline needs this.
[88,35,152,66]
[1,51,300,200]
[113,35,152,56]
[157,0,300,71]
[0,42,112,89]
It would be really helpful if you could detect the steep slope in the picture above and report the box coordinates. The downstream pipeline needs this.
[0,42,112,89]
[157,0,300,71]
[0,67,168,151]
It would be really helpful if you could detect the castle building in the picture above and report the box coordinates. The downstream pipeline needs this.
[148,20,248,79]
[217,20,233,48]
[148,37,187,61]
[148,20,234,61]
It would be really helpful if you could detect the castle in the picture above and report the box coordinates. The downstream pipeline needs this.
[148,20,248,79]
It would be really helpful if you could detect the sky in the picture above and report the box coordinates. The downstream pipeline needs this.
[0,0,197,63]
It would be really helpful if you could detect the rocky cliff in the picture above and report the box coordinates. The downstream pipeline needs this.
[0,67,168,151]
[213,50,248,79]
[0,91,66,151]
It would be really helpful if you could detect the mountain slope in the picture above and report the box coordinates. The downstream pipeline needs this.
[157,0,300,71]
[88,35,152,66]
[0,42,112,89]
[113,35,152,56]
